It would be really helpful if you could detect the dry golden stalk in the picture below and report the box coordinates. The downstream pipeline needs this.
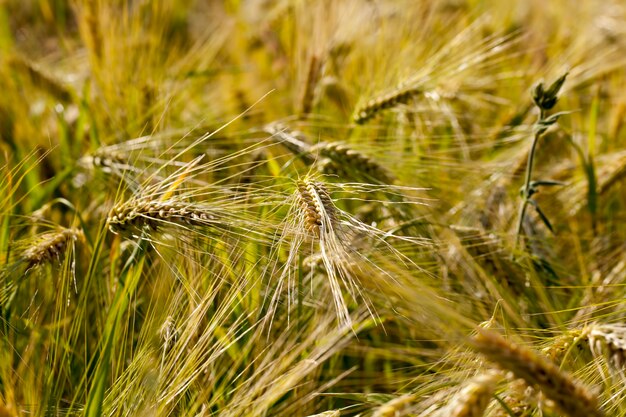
[299,55,323,116]
[107,199,219,234]
[22,228,83,269]
[588,324,626,369]
[471,329,604,417]
[79,0,103,61]
[313,142,394,184]
[353,86,418,124]
[372,393,416,417]
[297,180,338,236]
[448,371,502,417]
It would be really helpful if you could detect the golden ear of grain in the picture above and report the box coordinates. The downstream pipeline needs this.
[492,378,536,417]
[107,199,218,234]
[372,393,416,417]
[297,181,322,234]
[588,324,626,369]
[264,125,394,184]
[448,371,501,417]
[353,87,417,124]
[297,180,338,236]
[471,329,604,417]
[22,228,83,269]
[91,150,127,170]
[541,328,587,362]
[314,142,394,183]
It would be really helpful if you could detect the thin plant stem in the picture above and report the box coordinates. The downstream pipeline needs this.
[516,108,545,246]
[297,253,303,333]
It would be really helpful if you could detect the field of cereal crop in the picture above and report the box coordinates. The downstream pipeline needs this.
[1,1,626,416]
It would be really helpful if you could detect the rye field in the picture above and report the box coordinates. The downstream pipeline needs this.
[1,1,626,416]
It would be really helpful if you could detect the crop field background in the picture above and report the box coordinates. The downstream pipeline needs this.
[1,0,626,416]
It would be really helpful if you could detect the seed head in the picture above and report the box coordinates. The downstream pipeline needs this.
[472,329,603,417]
[107,198,218,235]
[22,228,83,269]
[297,180,338,236]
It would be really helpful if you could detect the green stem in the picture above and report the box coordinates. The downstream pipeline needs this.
[297,254,303,333]
[516,109,545,246]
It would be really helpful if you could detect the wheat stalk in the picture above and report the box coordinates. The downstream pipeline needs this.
[90,150,128,171]
[471,329,604,417]
[290,178,353,326]
[272,176,429,328]
[77,0,103,61]
[77,125,242,187]
[272,177,375,326]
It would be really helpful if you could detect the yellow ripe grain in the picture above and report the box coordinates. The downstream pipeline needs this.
[472,329,603,417]
[373,394,416,417]
[22,228,83,269]
[448,371,501,417]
